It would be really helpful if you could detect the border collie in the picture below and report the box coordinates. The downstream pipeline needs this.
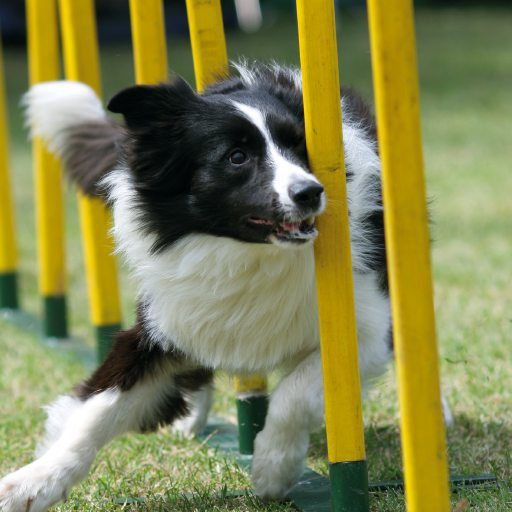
[0,62,396,511]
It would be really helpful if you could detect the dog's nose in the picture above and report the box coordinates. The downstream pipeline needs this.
[289,181,324,209]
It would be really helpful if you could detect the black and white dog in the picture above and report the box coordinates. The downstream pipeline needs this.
[0,63,445,511]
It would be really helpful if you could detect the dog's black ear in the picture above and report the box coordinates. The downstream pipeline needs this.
[107,78,198,129]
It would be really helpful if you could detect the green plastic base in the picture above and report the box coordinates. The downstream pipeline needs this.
[236,394,268,454]
[329,460,369,512]
[43,295,68,339]
[95,323,122,362]
[0,272,19,309]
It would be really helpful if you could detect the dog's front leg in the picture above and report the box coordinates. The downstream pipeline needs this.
[0,323,212,512]
[0,389,132,512]
[252,350,324,500]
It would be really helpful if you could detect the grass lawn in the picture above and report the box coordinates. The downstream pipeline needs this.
[1,7,511,511]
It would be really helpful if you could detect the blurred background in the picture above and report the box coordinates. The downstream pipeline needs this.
[0,2,510,511]
[2,0,512,44]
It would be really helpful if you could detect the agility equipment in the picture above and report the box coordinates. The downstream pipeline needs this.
[0,35,18,310]
[0,1,460,510]
[60,0,123,361]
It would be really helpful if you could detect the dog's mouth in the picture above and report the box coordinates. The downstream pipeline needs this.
[247,215,318,244]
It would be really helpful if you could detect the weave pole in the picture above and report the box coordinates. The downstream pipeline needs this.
[367,1,451,511]
[185,0,228,91]
[185,0,268,454]
[296,1,369,511]
[0,36,19,310]
[129,0,167,85]
[26,0,68,338]
[58,0,122,361]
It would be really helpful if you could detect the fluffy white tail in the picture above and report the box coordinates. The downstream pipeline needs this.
[22,81,123,196]
[23,80,106,157]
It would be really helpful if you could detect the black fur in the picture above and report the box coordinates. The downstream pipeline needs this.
[62,120,125,197]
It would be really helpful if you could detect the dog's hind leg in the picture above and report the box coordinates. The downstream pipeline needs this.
[252,350,324,500]
[0,321,211,512]
[172,382,214,437]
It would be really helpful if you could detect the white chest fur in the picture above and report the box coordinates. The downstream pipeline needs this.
[143,236,319,372]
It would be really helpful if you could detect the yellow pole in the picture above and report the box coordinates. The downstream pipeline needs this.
[26,0,68,337]
[0,35,19,309]
[58,0,122,360]
[185,0,268,452]
[129,0,168,85]
[296,1,368,510]
[185,0,228,92]
[366,2,450,511]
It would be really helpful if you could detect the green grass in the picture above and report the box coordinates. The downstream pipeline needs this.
[1,7,511,511]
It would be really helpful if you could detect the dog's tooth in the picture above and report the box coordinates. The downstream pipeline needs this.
[306,217,315,226]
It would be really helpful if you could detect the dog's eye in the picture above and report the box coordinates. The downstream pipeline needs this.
[229,150,247,165]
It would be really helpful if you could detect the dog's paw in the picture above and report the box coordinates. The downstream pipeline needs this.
[0,462,69,512]
[172,386,212,437]
[172,413,205,437]
[251,427,308,501]
[171,400,210,437]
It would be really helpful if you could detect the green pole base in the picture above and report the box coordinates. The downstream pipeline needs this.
[0,272,19,309]
[43,295,68,339]
[329,460,369,512]
[236,394,268,455]
[95,323,122,363]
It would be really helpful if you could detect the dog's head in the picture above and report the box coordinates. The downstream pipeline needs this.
[108,74,325,252]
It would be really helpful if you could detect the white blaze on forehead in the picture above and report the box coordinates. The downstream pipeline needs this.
[232,101,320,209]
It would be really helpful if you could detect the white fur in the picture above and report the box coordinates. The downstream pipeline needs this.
[0,391,119,512]
[342,120,384,273]
[252,350,324,499]
[23,81,105,156]
[35,395,83,458]
[232,101,324,212]
[352,272,392,385]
